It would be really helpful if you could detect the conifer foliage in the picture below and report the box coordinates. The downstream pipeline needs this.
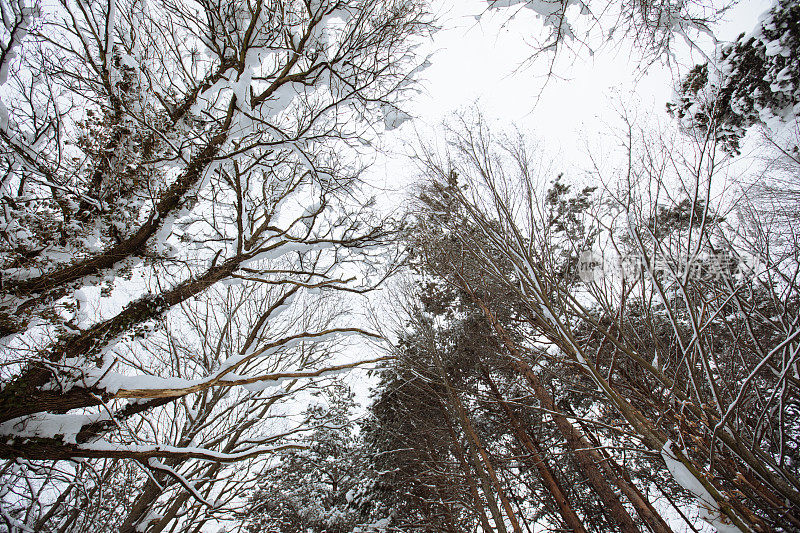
[243,382,385,533]
[668,0,800,152]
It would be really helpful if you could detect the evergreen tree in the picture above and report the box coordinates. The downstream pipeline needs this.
[243,382,387,533]
[668,0,800,152]
[407,113,800,531]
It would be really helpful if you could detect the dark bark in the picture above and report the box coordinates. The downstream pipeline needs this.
[461,288,643,533]
[575,415,675,533]
[435,351,522,533]
[0,256,243,423]
[10,133,229,297]
[0,438,302,462]
[442,403,497,533]
[117,476,166,533]
[483,371,589,533]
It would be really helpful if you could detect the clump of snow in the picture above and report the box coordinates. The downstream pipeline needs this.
[381,104,412,131]
[0,412,110,444]
[0,0,40,131]
[661,441,745,533]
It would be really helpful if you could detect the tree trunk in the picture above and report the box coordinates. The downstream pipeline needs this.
[0,256,245,423]
[443,405,497,533]
[575,414,675,533]
[482,371,589,533]
[435,352,522,533]
[462,291,642,533]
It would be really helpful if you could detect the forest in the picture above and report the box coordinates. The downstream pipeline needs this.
[0,0,798,531]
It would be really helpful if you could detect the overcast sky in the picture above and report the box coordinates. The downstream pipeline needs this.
[366,0,774,200]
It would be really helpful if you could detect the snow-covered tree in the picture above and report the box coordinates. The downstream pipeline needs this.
[408,111,800,531]
[0,0,429,531]
[485,0,729,68]
[242,381,387,533]
[385,162,673,533]
[667,0,800,153]
[0,0,428,452]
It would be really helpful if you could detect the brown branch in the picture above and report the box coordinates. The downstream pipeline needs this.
[114,353,390,399]
[0,440,305,462]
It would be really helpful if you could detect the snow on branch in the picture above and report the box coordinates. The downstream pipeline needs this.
[105,337,387,399]
[0,440,306,462]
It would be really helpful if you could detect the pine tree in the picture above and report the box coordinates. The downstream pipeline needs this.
[408,112,800,531]
[243,382,387,533]
[667,0,800,152]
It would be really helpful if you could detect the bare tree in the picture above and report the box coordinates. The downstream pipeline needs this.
[0,1,428,530]
[412,110,800,531]
[484,0,729,74]
[2,273,392,533]
[0,0,427,445]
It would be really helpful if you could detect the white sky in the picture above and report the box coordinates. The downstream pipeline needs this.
[367,0,774,201]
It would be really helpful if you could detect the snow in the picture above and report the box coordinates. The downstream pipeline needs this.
[78,441,297,462]
[0,100,7,132]
[105,0,117,62]
[230,50,257,135]
[98,372,198,394]
[147,457,218,508]
[135,509,164,533]
[358,517,391,532]
[118,52,138,70]
[381,104,412,131]
[0,1,35,86]
[0,1,38,132]
[487,0,583,43]
[0,412,110,444]
[71,287,92,329]
[661,441,746,533]
[239,240,336,269]
[315,9,352,60]
[763,38,783,56]
[239,376,293,393]
[91,327,365,398]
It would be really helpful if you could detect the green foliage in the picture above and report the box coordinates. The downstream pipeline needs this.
[243,382,386,533]
[667,0,800,152]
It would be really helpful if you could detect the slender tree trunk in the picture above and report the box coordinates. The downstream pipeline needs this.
[434,352,522,533]
[443,411,496,533]
[447,402,508,533]
[575,415,675,533]
[460,290,642,533]
[118,476,166,533]
[468,281,764,531]
[511,353,642,533]
[482,371,589,533]
[34,483,74,531]
[434,359,507,532]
